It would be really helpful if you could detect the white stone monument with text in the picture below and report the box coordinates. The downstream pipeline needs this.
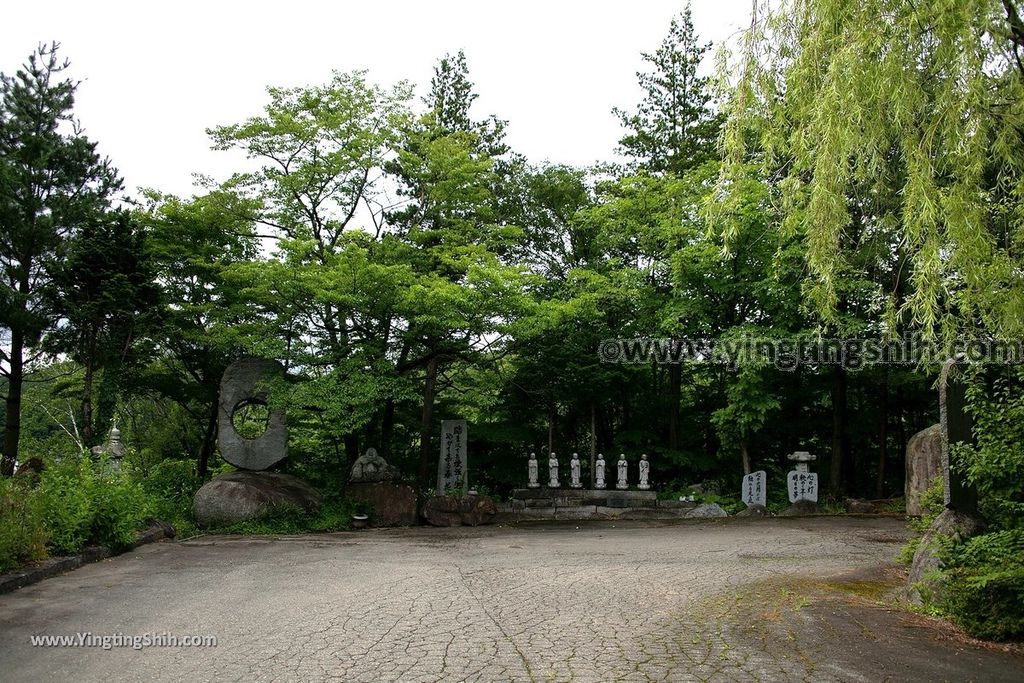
[786,451,818,503]
[742,470,767,507]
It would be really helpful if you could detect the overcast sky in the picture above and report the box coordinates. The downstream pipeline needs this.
[1,1,753,199]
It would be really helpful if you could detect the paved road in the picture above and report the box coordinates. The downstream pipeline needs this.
[1,517,1020,682]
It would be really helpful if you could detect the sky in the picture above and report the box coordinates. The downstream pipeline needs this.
[1,1,753,199]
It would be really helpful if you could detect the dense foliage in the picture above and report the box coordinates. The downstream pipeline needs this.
[1,2,1022,640]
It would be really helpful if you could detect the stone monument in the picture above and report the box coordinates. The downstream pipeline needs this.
[782,451,818,515]
[548,452,559,488]
[638,454,650,490]
[616,454,628,490]
[91,423,126,470]
[742,470,767,507]
[437,419,468,494]
[595,453,606,489]
[527,452,540,488]
[569,453,582,488]
[347,447,416,527]
[194,358,321,528]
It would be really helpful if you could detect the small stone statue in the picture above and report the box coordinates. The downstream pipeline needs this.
[616,454,628,490]
[548,452,559,488]
[527,452,540,488]
[595,453,606,489]
[349,447,399,483]
[91,423,126,470]
[569,453,582,489]
[638,453,651,490]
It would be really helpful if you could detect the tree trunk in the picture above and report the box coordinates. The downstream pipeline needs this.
[740,434,751,475]
[81,360,95,448]
[197,396,219,479]
[830,366,848,493]
[875,371,889,498]
[380,398,396,459]
[590,403,597,488]
[668,363,681,450]
[417,356,439,492]
[548,403,556,456]
[2,329,25,476]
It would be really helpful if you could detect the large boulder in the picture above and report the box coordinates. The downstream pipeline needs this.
[193,471,320,528]
[347,482,417,527]
[735,504,767,518]
[779,500,819,516]
[422,494,497,527]
[685,503,728,519]
[907,508,986,604]
[905,424,942,516]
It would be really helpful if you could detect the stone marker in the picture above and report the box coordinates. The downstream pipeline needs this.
[217,357,287,471]
[437,419,468,493]
[638,454,651,490]
[595,454,606,489]
[786,451,818,503]
[742,470,767,508]
[905,424,942,516]
[616,454,628,490]
[527,452,540,488]
[569,453,582,488]
[548,452,559,488]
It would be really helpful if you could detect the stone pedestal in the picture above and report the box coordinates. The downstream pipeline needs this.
[193,471,320,528]
[347,482,417,527]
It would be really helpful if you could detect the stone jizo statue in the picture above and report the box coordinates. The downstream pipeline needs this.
[638,453,650,490]
[616,454,628,490]
[548,452,559,488]
[569,452,582,488]
[595,454,606,489]
[349,447,399,483]
[527,452,540,488]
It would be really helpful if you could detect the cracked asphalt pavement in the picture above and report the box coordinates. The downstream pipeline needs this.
[2,517,1021,682]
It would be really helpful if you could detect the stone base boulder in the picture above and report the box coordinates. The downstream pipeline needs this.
[905,424,942,516]
[423,494,497,527]
[907,508,986,604]
[735,504,767,517]
[347,482,417,527]
[193,471,321,528]
[685,503,728,519]
[780,500,819,516]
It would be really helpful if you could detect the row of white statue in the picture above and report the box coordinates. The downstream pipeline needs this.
[527,452,650,490]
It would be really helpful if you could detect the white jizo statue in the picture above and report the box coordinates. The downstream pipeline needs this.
[548,453,559,488]
[569,453,582,488]
[638,453,651,490]
[595,454,606,489]
[527,452,540,488]
[616,454,628,490]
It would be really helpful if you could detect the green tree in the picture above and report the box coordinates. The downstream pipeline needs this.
[0,44,121,474]
[614,4,724,175]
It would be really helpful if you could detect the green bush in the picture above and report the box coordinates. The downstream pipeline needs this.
[37,455,96,555]
[0,478,47,572]
[36,454,149,555]
[134,458,202,537]
[209,498,357,535]
[898,476,945,566]
[939,530,1024,641]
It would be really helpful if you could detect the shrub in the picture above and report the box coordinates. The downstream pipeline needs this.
[939,530,1024,641]
[36,454,149,555]
[898,475,945,566]
[0,479,47,572]
[134,458,201,537]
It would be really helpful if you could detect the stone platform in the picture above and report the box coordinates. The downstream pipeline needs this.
[498,488,696,522]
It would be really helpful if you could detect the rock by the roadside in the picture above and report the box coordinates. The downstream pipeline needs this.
[780,500,819,516]
[907,508,986,604]
[193,471,321,528]
[905,424,942,516]
[685,503,728,519]
[735,504,768,517]
[347,482,417,527]
[846,498,875,514]
[422,494,497,527]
